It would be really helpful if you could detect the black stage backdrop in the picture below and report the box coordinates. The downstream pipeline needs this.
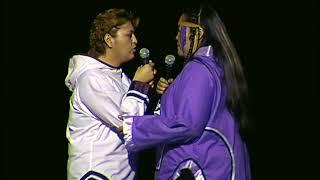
[2,0,317,179]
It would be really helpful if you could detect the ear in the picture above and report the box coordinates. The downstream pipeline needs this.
[104,34,114,48]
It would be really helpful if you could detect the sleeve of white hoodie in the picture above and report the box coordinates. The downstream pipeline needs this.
[77,70,150,129]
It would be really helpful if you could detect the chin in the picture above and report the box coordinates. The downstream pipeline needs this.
[124,55,135,62]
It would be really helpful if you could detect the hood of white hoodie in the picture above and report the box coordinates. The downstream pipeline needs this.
[65,55,115,92]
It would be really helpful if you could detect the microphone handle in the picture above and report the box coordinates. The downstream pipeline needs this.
[142,58,149,65]
[165,64,172,79]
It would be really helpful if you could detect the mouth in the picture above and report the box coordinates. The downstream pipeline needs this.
[177,44,181,50]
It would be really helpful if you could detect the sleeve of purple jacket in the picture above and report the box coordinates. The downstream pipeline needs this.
[123,62,220,152]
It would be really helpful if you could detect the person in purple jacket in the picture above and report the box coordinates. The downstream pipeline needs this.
[122,3,251,180]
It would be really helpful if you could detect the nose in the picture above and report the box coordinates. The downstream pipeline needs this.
[132,34,138,44]
[176,31,180,42]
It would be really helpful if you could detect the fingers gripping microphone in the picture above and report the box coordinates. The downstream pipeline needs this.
[139,48,150,65]
[164,54,175,79]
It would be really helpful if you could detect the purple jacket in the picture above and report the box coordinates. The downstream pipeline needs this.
[123,46,251,180]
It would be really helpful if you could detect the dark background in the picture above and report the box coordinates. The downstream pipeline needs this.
[2,0,317,179]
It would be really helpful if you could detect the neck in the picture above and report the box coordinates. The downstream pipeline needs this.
[98,51,121,67]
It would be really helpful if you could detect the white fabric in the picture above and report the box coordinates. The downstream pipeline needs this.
[123,117,134,148]
[123,94,162,150]
[172,159,205,180]
[154,99,161,115]
[65,55,147,180]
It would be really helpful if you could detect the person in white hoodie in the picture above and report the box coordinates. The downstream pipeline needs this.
[65,8,156,180]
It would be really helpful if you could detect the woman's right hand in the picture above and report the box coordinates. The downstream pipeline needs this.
[133,62,156,83]
[156,77,174,95]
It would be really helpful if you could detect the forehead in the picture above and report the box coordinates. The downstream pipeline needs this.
[178,16,200,28]
[178,14,189,24]
[117,21,134,32]
[178,14,200,28]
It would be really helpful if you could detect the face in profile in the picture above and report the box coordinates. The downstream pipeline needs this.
[176,14,203,58]
[109,21,138,63]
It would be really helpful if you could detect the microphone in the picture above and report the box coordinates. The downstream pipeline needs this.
[139,48,150,65]
[164,54,175,79]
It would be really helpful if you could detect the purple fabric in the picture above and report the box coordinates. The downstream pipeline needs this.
[128,46,251,179]
[129,81,150,95]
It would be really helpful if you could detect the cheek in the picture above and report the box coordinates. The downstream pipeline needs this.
[185,29,192,45]
[176,35,181,48]
[116,39,131,51]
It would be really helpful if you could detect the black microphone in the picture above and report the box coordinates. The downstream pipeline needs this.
[164,54,175,79]
[139,48,150,65]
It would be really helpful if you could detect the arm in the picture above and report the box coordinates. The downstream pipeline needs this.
[121,80,151,116]
[78,71,150,129]
[124,63,220,152]
[121,62,156,116]
[153,77,174,115]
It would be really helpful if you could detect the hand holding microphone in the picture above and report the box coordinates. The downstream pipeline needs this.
[156,77,174,95]
[133,48,156,84]
[156,54,175,95]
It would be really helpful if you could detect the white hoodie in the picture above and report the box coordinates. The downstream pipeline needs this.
[65,54,149,180]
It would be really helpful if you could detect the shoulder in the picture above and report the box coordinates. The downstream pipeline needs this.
[78,69,105,83]
[174,58,223,92]
[181,60,212,82]
[77,69,115,91]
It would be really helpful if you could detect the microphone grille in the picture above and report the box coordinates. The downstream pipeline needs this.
[165,55,175,65]
[139,48,150,59]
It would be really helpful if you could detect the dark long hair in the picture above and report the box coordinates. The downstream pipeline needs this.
[183,4,249,135]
